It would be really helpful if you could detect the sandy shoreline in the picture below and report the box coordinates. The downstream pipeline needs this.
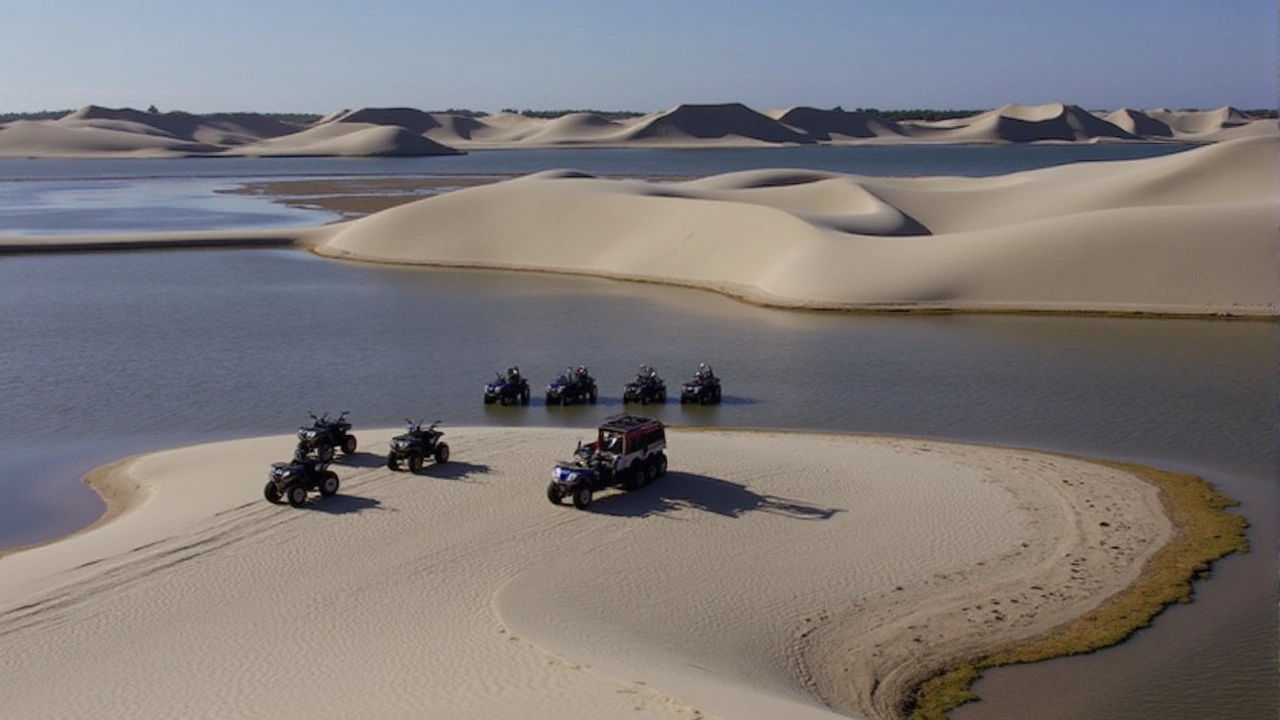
[0,427,1227,719]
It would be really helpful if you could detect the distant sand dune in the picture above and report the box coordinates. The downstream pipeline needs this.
[229,122,461,157]
[313,135,1277,316]
[0,103,1273,156]
[774,107,906,140]
[623,103,817,145]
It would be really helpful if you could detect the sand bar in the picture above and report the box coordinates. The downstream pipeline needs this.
[0,427,1178,719]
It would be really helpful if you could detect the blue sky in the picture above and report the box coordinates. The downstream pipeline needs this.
[2,0,1274,113]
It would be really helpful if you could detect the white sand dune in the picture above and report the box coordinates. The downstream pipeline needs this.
[0,118,221,157]
[228,122,461,157]
[0,428,1170,720]
[314,135,1278,316]
[903,103,1136,143]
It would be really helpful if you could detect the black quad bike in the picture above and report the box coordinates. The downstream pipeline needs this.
[484,368,531,406]
[264,449,340,507]
[622,364,666,405]
[297,411,357,462]
[545,366,598,406]
[680,364,722,405]
[386,419,450,473]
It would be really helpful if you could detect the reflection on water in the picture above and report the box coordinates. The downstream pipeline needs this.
[0,249,1274,719]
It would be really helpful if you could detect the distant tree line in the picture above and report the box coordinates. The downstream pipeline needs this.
[499,108,647,120]
[0,109,70,123]
[849,108,986,121]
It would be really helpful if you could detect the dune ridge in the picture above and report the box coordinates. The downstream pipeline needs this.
[0,102,1272,157]
[0,428,1173,719]
[314,135,1278,317]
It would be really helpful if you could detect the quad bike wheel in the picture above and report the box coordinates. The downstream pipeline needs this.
[546,483,563,505]
[314,440,335,462]
[408,451,424,474]
[434,443,450,464]
[387,454,401,471]
[286,484,308,508]
[521,388,530,405]
[342,435,358,455]
[572,484,592,510]
[589,388,598,404]
[319,471,340,497]
[264,481,284,504]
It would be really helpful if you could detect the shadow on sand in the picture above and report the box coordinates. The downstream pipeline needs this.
[585,471,843,520]
[333,451,389,469]
[301,494,383,515]
[414,460,491,482]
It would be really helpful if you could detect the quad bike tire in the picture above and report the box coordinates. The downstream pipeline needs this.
[521,388,531,405]
[408,451,424,474]
[572,484,593,510]
[264,481,284,504]
[342,435,358,455]
[286,484,308,508]
[546,483,563,505]
[589,388,598,404]
[314,440,335,462]
[434,443,450,464]
[319,471,340,497]
[387,454,401,471]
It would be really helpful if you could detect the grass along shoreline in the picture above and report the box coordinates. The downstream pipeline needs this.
[906,460,1249,720]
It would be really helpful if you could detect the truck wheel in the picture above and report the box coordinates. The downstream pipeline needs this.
[434,443,450,464]
[342,435,358,455]
[314,440,334,462]
[319,471,340,497]
[387,454,401,471]
[286,484,308,508]
[546,483,563,505]
[624,461,644,490]
[572,484,592,510]
[645,460,660,483]
[408,451,424,474]
[655,453,668,477]
[264,481,283,504]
